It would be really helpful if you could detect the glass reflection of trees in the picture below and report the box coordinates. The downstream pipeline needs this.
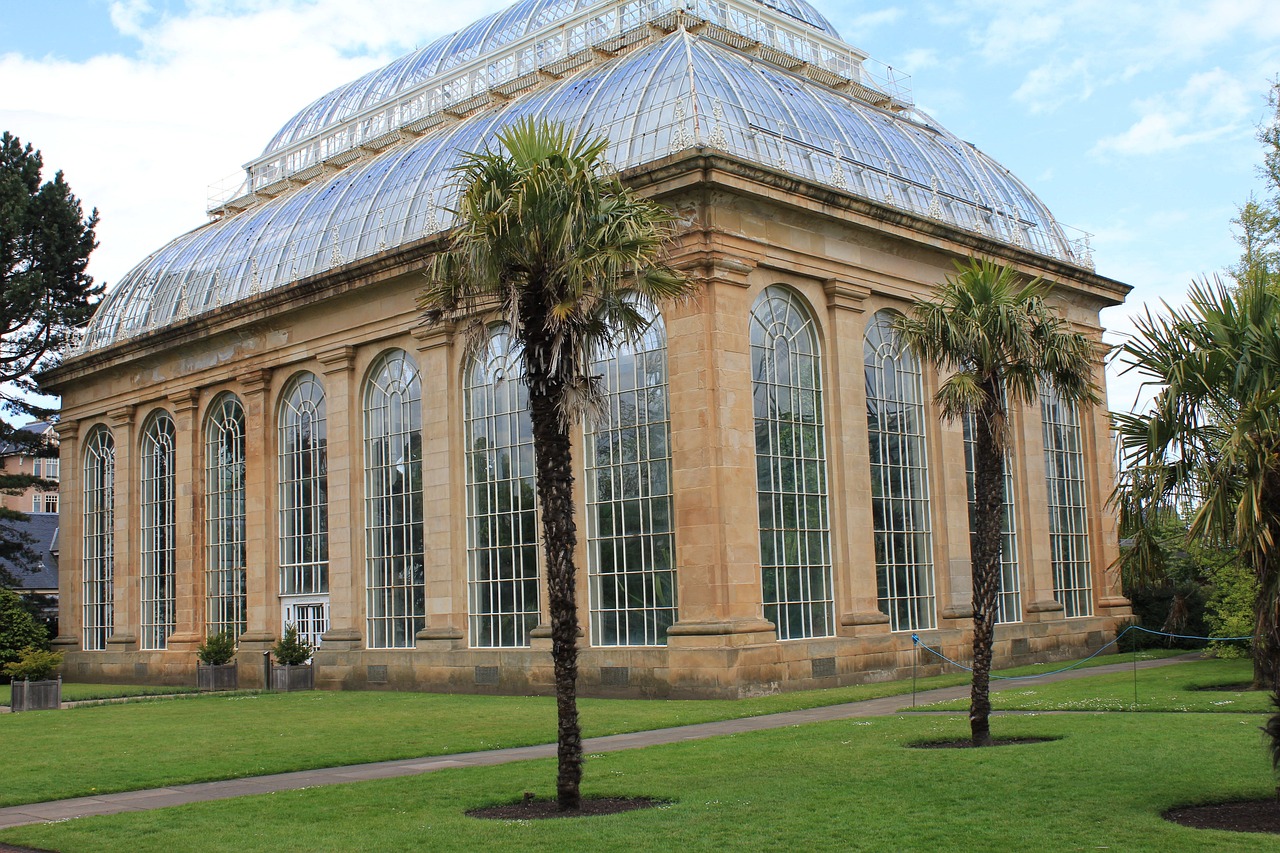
[585,302,676,646]
[465,327,539,648]
[205,394,247,638]
[278,372,329,596]
[865,310,936,631]
[1041,387,1092,617]
[82,426,115,651]
[751,286,834,640]
[364,349,426,648]
[962,411,1021,623]
[140,411,176,650]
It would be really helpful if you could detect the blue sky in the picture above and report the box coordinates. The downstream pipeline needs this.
[3,0,1278,410]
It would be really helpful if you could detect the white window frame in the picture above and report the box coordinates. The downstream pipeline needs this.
[363,349,426,649]
[585,302,677,646]
[82,426,115,651]
[140,411,177,650]
[205,393,247,639]
[866,309,936,632]
[464,326,540,648]
[750,286,834,640]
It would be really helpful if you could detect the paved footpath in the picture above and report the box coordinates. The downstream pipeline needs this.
[0,652,1202,830]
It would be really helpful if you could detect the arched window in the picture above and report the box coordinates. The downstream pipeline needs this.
[865,309,935,631]
[363,349,425,648]
[585,302,676,646]
[140,411,176,650]
[82,426,115,651]
[279,372,328,596]
[750,286,834,640]
[1041,387,1092,617]
[963,412,1021,623]
[464,326,539,648]
[205,393,246,639]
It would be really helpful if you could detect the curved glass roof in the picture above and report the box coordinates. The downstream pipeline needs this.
[81,2,1090,354]
[262,0,839,159]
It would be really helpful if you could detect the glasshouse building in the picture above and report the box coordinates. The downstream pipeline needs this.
[44,0,1131,697]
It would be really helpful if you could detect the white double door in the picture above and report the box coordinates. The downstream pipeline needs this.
[280,595,329,650]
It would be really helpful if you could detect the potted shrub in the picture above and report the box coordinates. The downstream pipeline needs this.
[4,646,64,712]
[196,631,238,691]
[271,624,315,691]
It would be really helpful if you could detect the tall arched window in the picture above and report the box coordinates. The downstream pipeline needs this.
[963,412,1021,623]
[279,372,328,596]
[1041,387,1092,617]
[750,286,834,640]
[205,393,247,639]
[464,326,539,648]
[82,426,115,651]
[140,410,176,650]
[586,302,676,646]
[865,309,935,631]
[364,349,425,649]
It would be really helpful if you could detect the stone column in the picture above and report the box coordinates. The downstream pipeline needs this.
[165,389,203,651]
[1083,334,1129,616]
[318,345,362,650]
[665,257,774,645]
[823,278,890,635]
[413,325,465,647]
[237,369,276,650]
[107,405,138,651]
[52,419,82,651]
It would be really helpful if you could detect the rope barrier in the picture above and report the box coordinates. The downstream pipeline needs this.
[909,624,1253,681]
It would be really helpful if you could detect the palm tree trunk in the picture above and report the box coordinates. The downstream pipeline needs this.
[522,298,584,811]
[969,394,1006,747]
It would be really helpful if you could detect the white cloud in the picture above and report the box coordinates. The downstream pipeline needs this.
[1012,56,1093,113]
[1093,68,1255,156]
[0,0,508,291]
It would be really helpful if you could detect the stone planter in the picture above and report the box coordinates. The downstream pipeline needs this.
[270,664,314,692]
[11,677,62,712]
[197,663,239,691]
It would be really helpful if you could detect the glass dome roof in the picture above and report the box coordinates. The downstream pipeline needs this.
[80,0,1090,354]
[262,0,839,159]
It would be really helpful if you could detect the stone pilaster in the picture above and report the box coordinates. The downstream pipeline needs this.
[318,345,362,649]
[1084,333,1129,616]
[52,419,82,650]
[237,369,275,646]
[666,257,775,645]
[413,325,466,647]
[822,278,890,635]
[107,406,138,650]
[165,389,203,650]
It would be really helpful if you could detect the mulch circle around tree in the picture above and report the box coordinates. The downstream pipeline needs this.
[1188,682,1255,692]
[1165,799,1280,834]
[468,795,668,820]
[908,736,1060,749]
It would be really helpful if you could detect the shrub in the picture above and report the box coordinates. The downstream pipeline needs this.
[3,646,63,681]
[1206,560,1257,658]
[197,631,237,666]
[273,624,313,666]
[0,587,48,677]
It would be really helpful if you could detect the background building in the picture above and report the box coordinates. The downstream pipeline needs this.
[0,421,59,515]
[43,0,1130,697]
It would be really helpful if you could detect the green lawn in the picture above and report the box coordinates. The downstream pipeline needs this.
[0,650,1195,808]
[914,658,1270,713]
[0,681,201,706]
[3,712,1276,852]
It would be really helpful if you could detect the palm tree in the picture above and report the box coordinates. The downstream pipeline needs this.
[419,118,692,809]
[1113,274,1280,689]
[894,259,1098,746]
